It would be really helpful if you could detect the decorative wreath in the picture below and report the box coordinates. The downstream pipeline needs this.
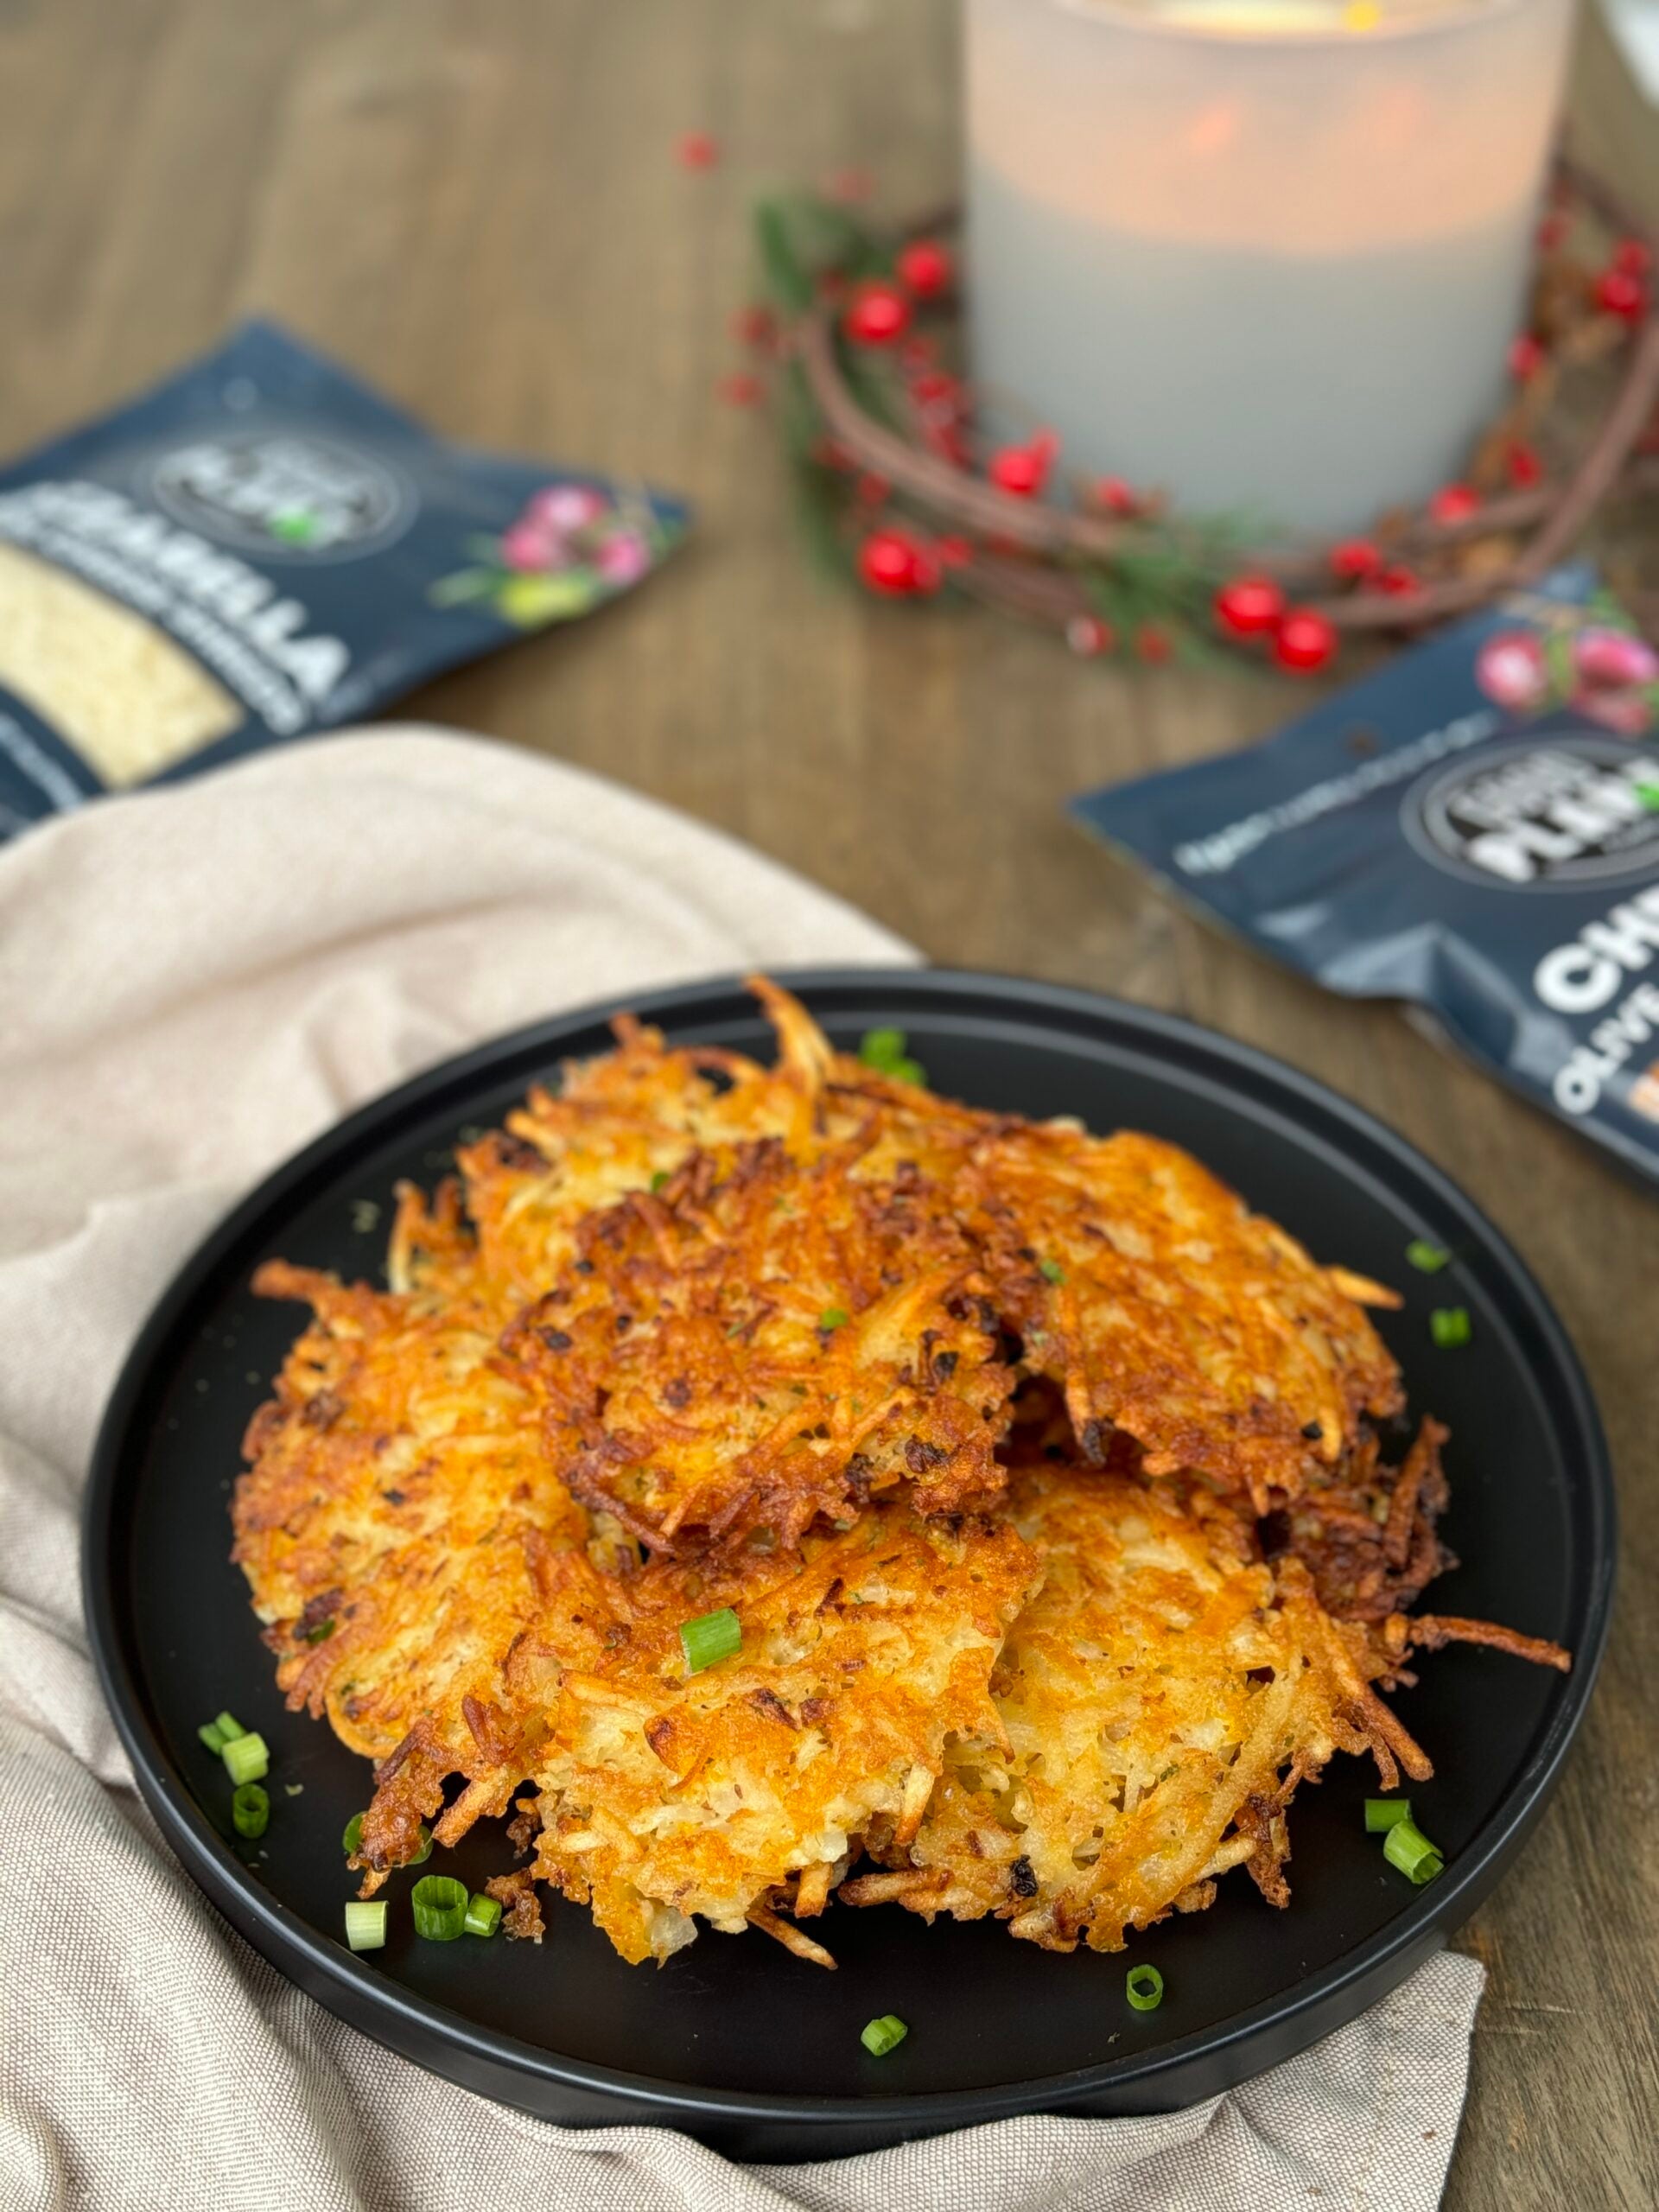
[735,155,1659,674]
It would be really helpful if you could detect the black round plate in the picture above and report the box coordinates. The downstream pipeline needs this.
[84,969,1614,2159]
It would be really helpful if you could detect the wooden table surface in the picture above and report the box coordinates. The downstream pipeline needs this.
[3,3,1653,2203]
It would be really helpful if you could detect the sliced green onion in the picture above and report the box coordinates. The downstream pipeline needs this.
[464,1891,503,1938]
[283,1783,304,1797]
[1406,1240,1451,1274]
[1365,1797,1413,1832]
[818,1306,849,1332]
[859,1027,907,1071]
[1429,1306,1471,1350]
[679,1605,741,1674]
[411,1874,468,1941]
[860,2013,908,2056]
[1382,1818,1444,1885]
[650,1169,670,1192]
[231,1782,270,1839]
[857,1028,925,1086]
[343,1811,365,1858]
[302,1617,335,1644]
[1636,781,1659,813]
[1039,1257,1066,1286]
[213,1711,247,1744]
[344,1900,387,1953]
[409,1823,434,1866]
[221,1731,269,1785]
[1126,1963,1165,2012]
[198,1720,229,1755]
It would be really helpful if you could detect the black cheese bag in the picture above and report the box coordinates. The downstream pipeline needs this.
[1071,569,1659,1188]
[0,320,688,839]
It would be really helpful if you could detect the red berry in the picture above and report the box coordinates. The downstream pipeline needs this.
[1066,614,1114,657]
[1274,608,1338,673]
[1614,238,1653,276]
[1509,333,1545,382]
[896,239,953,301]
[1428,483,1480,525]
[715,372,764,407]
[1376,565,1421,596]
[1214,574,1287,637]
[676,131,719,170]
[857,528,939,597]
[988,444,1048,498]
[1507,441,1544,488]
[732,305,777,348]
[1093,476,1139,516]
[1594,267,1648,322]
[1135,623,1173,664]
[843,282,911,346]
[1328,538,1383,582]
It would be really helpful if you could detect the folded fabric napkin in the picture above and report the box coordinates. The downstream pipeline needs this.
[0,728,1483,2212]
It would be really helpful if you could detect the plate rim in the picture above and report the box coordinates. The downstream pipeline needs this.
[81,963,1618,2134]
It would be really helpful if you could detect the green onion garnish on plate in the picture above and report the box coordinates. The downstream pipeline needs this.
[221,1731,269,1785]
[1126,1963,1165,2012]
[679,1606,741,1675]
[1365,1797,1412,1832]
[1406,1240,1450,1273]
[411,1874,468,1941]
[231,1783,270,1839]
[343,1811,365,1857]
[1429,1306,1471,1349]
[344,1901,387,1953]
[1382,1818,1444,1885]
[464,1892,503,1938]
[819,1306,849,1332]
[860,2014,908,2056]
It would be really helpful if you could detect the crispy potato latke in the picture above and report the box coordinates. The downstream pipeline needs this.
[234,976,1569,1967]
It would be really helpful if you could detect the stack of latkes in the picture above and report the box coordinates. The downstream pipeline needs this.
[234,982,1567,1967]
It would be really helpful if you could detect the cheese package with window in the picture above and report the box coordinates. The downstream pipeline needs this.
[0,321,688,839]
[1072,570,1659,1188]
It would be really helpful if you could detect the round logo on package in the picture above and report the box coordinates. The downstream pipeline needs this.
[1403,731,1659,890]
[146,431,414,561]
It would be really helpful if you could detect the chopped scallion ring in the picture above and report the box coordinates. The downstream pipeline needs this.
[213,1711,247,1744]
[1126,1963,1165,2012]
[860,2013,908,2056]
[342,1812,365,1858]
[302,1617,335,1644]
[857,1028,926,1085]
[231,1783,270,1839]
[464,1891,503,1938]
[411,1874,468,1941]
[1382,1818,1444,1885]
[679,1605,741,1675]
[344,1901,387,1953]
[650,1170,670,1192]
[1365,1797,1413,1832]
[197,1720,229,1755]
[1405,1240,1450,1273]
[1429,1306,1471,1349]
[221,1731,269,1785]
[409,1823,434,1866]
[818,1306,849,1332]
[1039,1257,1066,1285]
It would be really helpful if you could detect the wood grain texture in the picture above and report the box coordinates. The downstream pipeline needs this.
[1,3,1653,2202]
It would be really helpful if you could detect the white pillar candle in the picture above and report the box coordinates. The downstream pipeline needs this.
[965,0,1577,535]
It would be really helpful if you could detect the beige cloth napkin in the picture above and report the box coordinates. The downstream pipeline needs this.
[0,728,1484,2212]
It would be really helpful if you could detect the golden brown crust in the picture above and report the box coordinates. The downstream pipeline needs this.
[232,976,1570,1970]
